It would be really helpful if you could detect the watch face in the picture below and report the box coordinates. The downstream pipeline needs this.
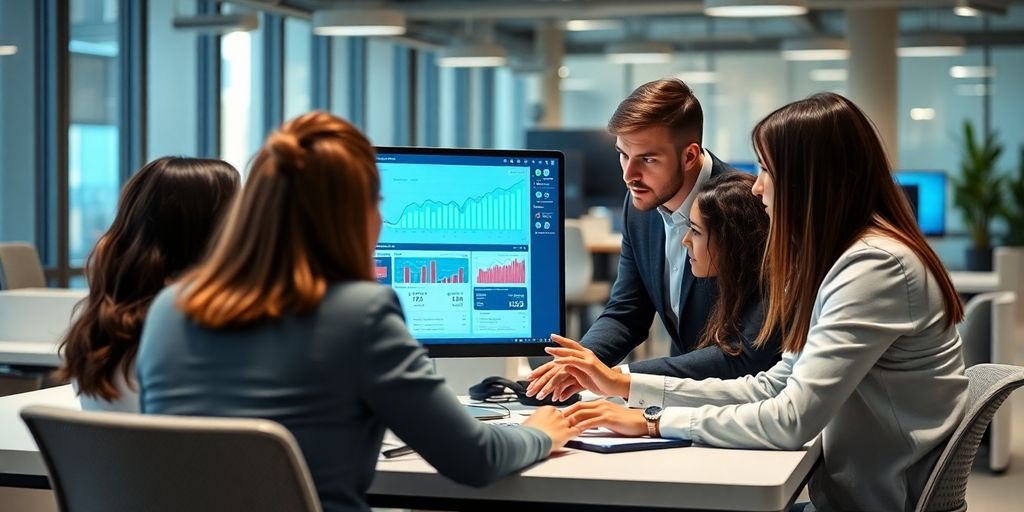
[643,405,662,420]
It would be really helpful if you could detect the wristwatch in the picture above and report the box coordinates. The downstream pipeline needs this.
[643,405,663,438]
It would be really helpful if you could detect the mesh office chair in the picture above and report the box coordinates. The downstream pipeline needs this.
[0,242,46,289]
[914,364,1024,512]
[20,406,322,512]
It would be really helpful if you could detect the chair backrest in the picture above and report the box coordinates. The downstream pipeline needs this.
[958,292,1001,367]
[20,406,322,512]
[564,219,593,300]
[0,242,46,289]
[914,364,1024,512]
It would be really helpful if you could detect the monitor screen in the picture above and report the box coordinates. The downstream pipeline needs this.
[730,162,758,175]
[373,147,565,357]
[894,170,947,237]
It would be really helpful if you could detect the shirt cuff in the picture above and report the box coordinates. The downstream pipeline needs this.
[658,407,695,441]
[626,373,665,408]
[617,364,630,375]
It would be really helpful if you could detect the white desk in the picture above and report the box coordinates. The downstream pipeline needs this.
[0,385,820,511]
[0,288,84,367]
[949,271,999,293]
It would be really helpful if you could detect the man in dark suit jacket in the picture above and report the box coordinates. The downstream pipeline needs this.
[528,78,747,402]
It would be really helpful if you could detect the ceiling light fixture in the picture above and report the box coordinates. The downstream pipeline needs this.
[606,42,673,64]
[910,108,936,121]
[311,8,406,37]
[953,0,1008,17]
[438,41,507,68]
[674,71,719,84]
[950,65,996,78]
[781,38,849,61]
[898,34,966,57]
[704,0,809,18]
[172,13,259,34]
[809,68,848,82]
[564,19,621,32]
[0,45,17,56]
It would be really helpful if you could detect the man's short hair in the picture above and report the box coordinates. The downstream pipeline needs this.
[607,78,704,148]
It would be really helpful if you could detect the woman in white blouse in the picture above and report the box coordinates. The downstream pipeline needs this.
[545,92,968,512]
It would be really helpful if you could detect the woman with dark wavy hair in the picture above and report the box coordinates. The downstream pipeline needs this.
[530,171,780,400]
[57,156,239,411]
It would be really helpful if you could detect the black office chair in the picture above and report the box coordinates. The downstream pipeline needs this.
[20,406,322,512]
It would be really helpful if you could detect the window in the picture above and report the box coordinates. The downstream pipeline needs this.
[147,0,198,159]
[0,0,38,246]
[68,0,121,266]
[220,4,264,175]
[284,17,311,120]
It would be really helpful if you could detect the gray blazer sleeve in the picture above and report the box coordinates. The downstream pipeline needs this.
[357,289,551,487]
[630,246,920,450]
[581,203,658,365]
[626,297,781,379]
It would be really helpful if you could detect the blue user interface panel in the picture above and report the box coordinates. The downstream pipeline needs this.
[374,147,564,357]
[895,170,947,237]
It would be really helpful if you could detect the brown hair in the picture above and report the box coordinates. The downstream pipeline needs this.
[58,157,240,400]
[607,78,704,147]
[177,111,380,329]
[752,93,963,353]
[694,172,770,357]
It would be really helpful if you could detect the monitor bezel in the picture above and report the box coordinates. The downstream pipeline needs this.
[375,146,566,358]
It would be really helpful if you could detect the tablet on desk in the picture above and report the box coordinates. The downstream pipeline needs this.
[566,436,691,454]
[465,405,508,421]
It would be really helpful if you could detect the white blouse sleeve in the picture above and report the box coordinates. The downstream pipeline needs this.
[634,246,917,450]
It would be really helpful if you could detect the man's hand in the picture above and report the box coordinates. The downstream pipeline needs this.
[525,336,585,402]
[527,334,631,401]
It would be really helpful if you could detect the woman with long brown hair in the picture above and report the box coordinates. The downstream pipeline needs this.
[135,112,577,512]
[529,171,780,399]
[57,157,239,412]
[548,93,967,511]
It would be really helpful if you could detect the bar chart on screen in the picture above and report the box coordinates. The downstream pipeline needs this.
[394,257,469,284]
[472,253,528,285]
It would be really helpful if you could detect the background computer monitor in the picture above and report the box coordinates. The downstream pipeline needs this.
[373,147,565,358]
[525,129,624,213]
[730,162,758,175]
[894,170,947,237]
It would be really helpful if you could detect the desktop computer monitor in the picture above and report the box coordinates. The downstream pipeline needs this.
[894,170,947,237]
[525,129,624,211]
[373,147,565,358]
[730,162,758,175]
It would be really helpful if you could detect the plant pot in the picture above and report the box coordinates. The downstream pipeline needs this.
[965,247,994,272]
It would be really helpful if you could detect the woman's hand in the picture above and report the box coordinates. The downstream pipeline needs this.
[528,334,631,400]
[563,400,649,437]
[521,406,581,454]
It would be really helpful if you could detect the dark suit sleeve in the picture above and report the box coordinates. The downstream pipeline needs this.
[580,197,658,366]
[627,298,782,379]
[357,289,550,487]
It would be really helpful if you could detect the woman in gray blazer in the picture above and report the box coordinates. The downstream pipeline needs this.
[136,112,577,512]
[545,93,968,512]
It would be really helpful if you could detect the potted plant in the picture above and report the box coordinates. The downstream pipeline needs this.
[999,146,1024,247]
[951,120,1004,271]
